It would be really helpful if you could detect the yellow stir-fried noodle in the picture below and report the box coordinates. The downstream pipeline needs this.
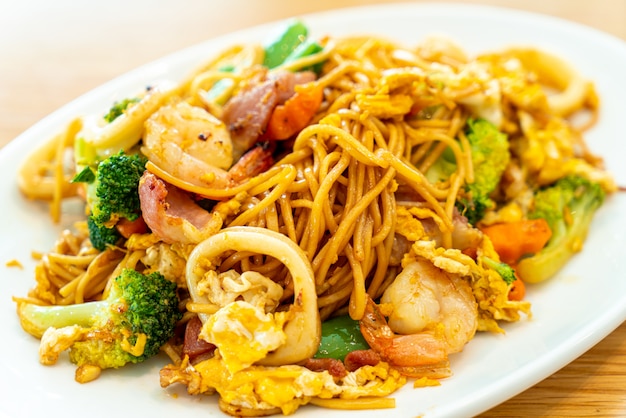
[14,29,617,416]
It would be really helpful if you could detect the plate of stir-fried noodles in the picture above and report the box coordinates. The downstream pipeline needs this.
[1,3,625,418]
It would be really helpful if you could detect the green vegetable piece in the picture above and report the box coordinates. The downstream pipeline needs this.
[414,104,442,120]
[72,145,147,251]
[202,79,233,104]
[482,256,517,285]
[203,65,236,105]
[314,315,370,361]
[103,97,140,123]
[71,165,96,184]
[88,151,147,227]
[424,118,510,225]
[17,269,182,370]
[87,215,121,251]
[425,146,457,184]
[517,175,605,283]
[458,118,510,225]
[282,38,325,74]
[73,136,98,169]
[218,64,236,72]
[263,19,309,69]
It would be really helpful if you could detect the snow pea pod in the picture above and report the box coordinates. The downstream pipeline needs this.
[202,65,235,105]
[282,37,325,74]
[262,19,309,69]
[204,21,320,105]
[314,315,370,361]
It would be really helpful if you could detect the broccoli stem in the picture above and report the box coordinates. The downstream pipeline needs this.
[516,206,593,283]
[17,269,181,375]
[481,256,516,285]
[17,300,109,339]
[516,176,605,284]
[515,236,573,284]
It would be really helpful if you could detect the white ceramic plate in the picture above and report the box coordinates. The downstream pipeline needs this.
[1,3,625,417]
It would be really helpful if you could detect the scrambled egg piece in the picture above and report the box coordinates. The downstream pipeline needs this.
[198,270,283,313]
[409,240,473,276]
[141,242,187,285]
[125,232,191,287]
[39,325,85,365]
[395,206,428,242]
[160,354,406,415]
[426,60,505,128]
[516,112,617,192]
[200,301,291,374]
[356,86,414,119]
[477,53,549,117]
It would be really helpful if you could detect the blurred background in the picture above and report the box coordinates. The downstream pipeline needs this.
[1,0,624,145]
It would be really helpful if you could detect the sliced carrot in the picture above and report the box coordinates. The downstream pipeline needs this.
[264,82,323,140]
[116,216,149,238]
[508,271,526,301]
[480,218,552,265]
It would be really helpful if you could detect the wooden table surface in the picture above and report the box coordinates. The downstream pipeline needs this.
[1,1,625,416]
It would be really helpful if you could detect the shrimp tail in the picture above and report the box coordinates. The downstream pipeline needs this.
[359,296,451,375]
[359,296,395,352]
[228,142,275,184]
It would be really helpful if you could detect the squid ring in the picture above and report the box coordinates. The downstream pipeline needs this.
[504,47,590,117]
[186,226,321,366]
[17,118,82,201]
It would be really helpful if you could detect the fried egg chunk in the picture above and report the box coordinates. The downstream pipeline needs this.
[200,300,291,373]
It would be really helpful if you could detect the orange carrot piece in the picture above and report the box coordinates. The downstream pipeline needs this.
[508,272,526,301]
[116,216,149,239]
[481,218,552,265]
[265,83,323,140]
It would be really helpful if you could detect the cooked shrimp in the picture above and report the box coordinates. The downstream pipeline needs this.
[138,142,275,244]
[142,101,234,189]
[360,256,478,378]
[142,100,276,194]
[138,172,223,245]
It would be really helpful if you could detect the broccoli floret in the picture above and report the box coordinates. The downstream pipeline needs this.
[16,269,181,371]
[86,214,121,251]
[73,150,147,248]
[457,118,510,225]
[481,256,516,285]
[72,147,147,251]
[425,118,510,225]
[103,97,140,123]
[89,151,147,226]
[457,195,492,227]
[516,175,605,283]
